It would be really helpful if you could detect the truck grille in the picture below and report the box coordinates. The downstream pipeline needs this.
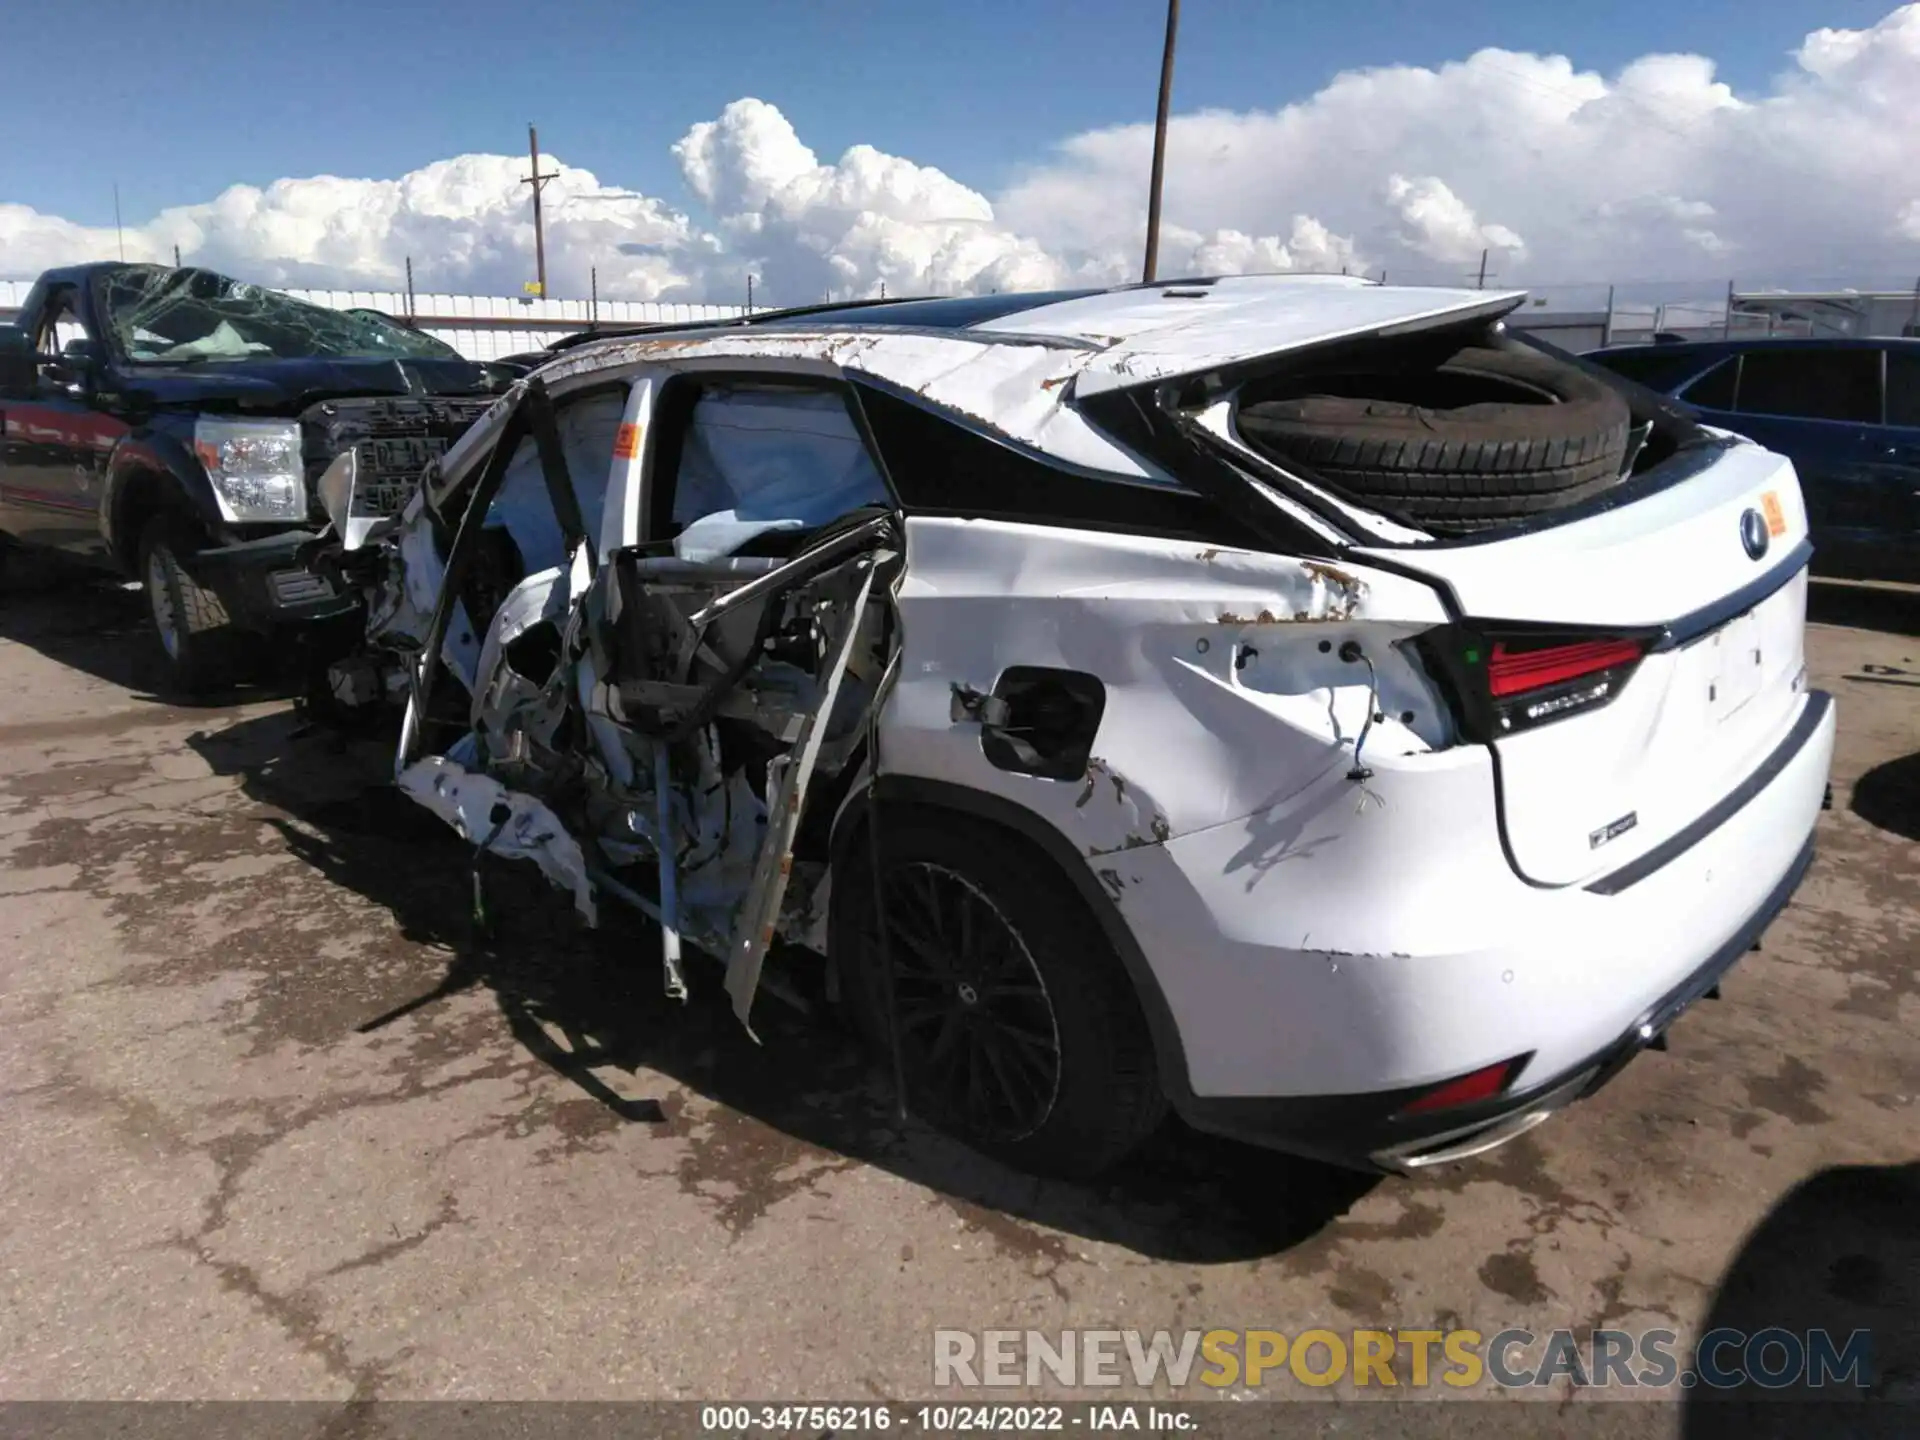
[301,396,495,520]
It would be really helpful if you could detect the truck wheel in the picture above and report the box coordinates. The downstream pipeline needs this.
[833,811,1166,1180]
[138,512,233,695]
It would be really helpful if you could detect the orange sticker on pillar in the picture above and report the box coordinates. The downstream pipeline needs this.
[1760,490,1787,537]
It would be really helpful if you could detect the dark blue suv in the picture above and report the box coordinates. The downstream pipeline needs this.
[1586,336,1918,584]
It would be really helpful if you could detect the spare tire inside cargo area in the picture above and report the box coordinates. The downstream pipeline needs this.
[1235,342,1633,536]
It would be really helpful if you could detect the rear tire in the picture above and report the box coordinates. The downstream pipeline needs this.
[833,810,1166,1180]
[1238,343,1633,535]
[138,511,234,696]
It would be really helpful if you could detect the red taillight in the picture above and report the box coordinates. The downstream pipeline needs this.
[1416,624,1656,740]
[1397,1058,1522,1116]
[1486,638,1648,698]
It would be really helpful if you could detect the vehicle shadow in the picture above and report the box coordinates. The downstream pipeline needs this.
[1680,1161,1918,1436]
[0,558,290,707]
[184,707,1379,1265]
[1852,752,1920,843]
[1808,579,1920,639]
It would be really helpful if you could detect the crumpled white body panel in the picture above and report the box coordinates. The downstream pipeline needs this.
[397,755,598,926]
[542,330,1154,482]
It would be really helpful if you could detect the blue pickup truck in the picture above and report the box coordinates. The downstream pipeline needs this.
[0,262,518,691]
[1585,336,1918,585]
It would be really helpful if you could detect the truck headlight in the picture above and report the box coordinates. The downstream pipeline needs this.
[193,419,305,523]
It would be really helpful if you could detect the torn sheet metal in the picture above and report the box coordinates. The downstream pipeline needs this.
[314,449,387,552]
[472,566,569,697]
[592,735,767,949]
[397,755,598,925]
[377,436,899,1027]
[722,556,881,1033]
[469,563,577,778]
[368,488,483,691]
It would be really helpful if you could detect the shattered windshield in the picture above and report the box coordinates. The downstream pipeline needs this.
[346,309,465,361]
[95,266,467,366]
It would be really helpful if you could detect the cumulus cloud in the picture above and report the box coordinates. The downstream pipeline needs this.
[1382,175,1526,266]
[5,5,1920,303]
[0,155,705,300]
[996,4,1920,288]
[671,98,1061,301]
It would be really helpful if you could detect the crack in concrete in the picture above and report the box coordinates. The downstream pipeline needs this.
[317,1192,464,1281]
[168,1131,392,1399]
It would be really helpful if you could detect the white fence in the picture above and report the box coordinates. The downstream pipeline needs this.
[0,279,747,361]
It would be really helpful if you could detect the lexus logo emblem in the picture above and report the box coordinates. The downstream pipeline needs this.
[1739,508,1770,560]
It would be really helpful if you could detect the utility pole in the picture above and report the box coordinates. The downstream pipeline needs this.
[1141,0,1180,283]
[746,275,755,314]
[522,123,559,297]
[173,244,182,268]
[1475,248,1491,289]
[405,256,416,321]
[113,183,125,262]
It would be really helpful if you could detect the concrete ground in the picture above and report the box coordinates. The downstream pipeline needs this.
[0,560,1913,1411]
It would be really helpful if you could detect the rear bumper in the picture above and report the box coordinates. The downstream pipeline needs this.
[1171,836,1812,1171]
[1363,833,1814,1173]
[186,529,361,633]
[1106,688,1835,1168]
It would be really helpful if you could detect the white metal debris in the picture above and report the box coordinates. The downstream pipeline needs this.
[396,755,598,926]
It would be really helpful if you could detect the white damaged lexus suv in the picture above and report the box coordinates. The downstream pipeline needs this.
[309,275,1835,1180]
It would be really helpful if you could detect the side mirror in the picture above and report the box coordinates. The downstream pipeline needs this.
[0,326,36,396]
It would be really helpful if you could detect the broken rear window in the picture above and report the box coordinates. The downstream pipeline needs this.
[856,386,1244,544]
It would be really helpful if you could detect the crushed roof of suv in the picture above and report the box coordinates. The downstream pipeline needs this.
[541,274,1526,402]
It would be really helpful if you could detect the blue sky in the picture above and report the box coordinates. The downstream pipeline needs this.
[1,0,1878,227]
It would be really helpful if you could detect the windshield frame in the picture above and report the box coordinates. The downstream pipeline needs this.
[90,266,472,368]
